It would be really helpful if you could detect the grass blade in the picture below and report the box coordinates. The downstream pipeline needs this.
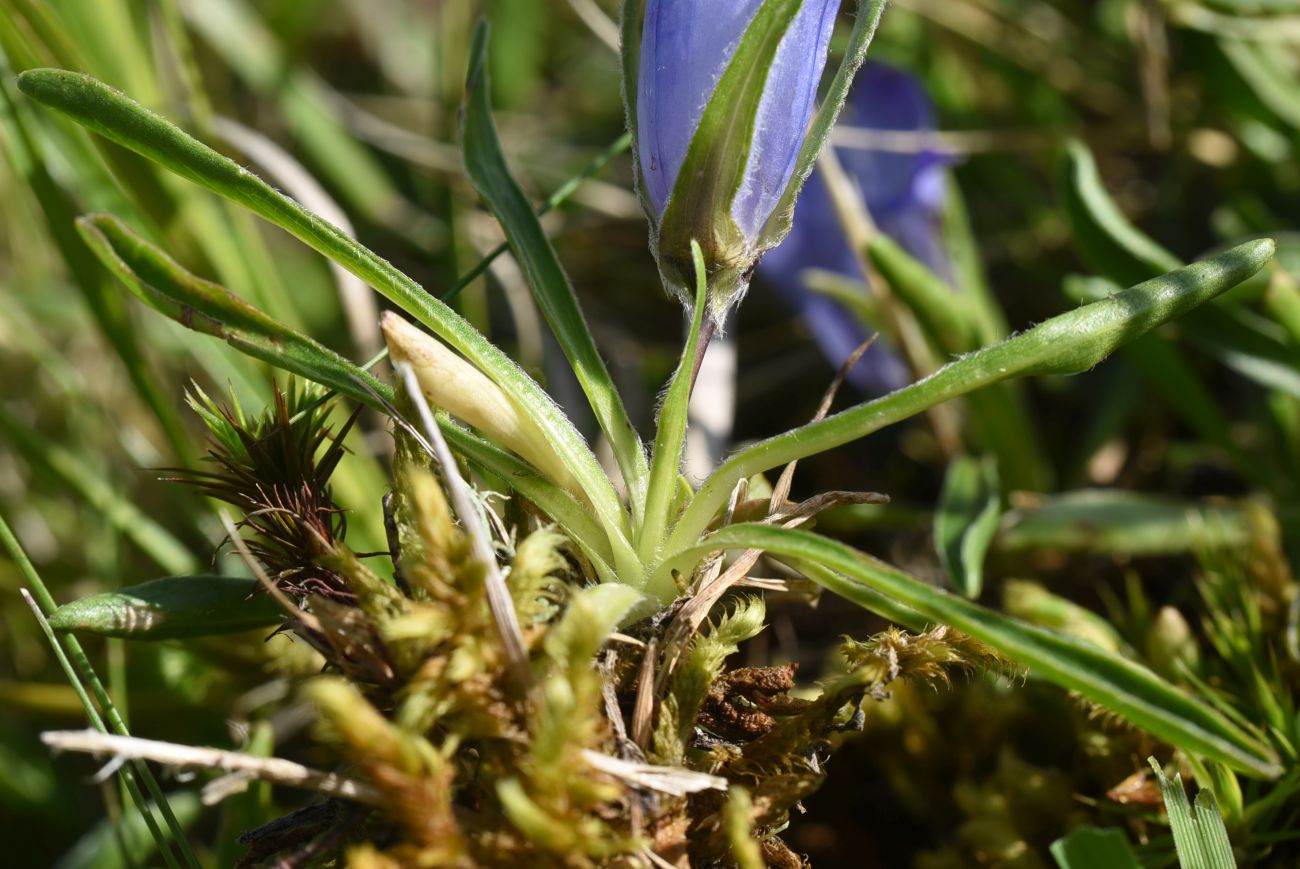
[1150,757,1239,869]
[0,61,190,459]
[2,515,200,868]
[54,792,203,869]
[0,405,196,575]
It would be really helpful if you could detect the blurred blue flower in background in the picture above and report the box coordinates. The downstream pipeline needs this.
[634,0,841,311]
[759,62,953,394]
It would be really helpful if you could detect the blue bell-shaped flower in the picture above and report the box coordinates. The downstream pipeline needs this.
[625,0,881,320]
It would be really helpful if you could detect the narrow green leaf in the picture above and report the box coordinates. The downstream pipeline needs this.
[1060,140,1181,286]
[1050,826,1142,869]
[1149,757,1239,869]
[654,524,1283,778]
[934,455,1001,598]
[16,67,630,548]
[665,240,1275,555]
[867,233,976,355]
[638,242,708,563]
[998,490,1249,556]
[48,576,282,640]
[77,213,391,405]
[79,213,621,577]
[461,20,649,521]
[54,792,203,869]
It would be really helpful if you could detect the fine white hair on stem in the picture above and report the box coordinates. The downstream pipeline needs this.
[394,361,531,682]
[41,729,384,807]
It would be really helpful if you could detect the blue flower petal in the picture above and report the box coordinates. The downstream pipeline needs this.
[758,62,953,394]
[636,0,840,238]
[731,0,840,239]
[637,0,766,218]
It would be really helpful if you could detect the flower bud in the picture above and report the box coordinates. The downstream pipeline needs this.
[630,0,843,316]
[381,312,581,495]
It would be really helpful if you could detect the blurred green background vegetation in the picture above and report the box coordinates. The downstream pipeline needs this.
[3,0,1300,866]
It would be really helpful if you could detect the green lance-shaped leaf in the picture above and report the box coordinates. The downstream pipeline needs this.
[1061,145,1300,401]
[1149,757,1239,869]
[1059,140,1181,287]
[654,524,1282,778]
[79,213,623,579]
[1049,827,1142,869]
[661,240,1276,561]
[934,454,1001,598]
[48,576,282,640]
[78,213,391,403]
[461,20,649,521]
[638,242,709,562]
[16,67,630,550]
